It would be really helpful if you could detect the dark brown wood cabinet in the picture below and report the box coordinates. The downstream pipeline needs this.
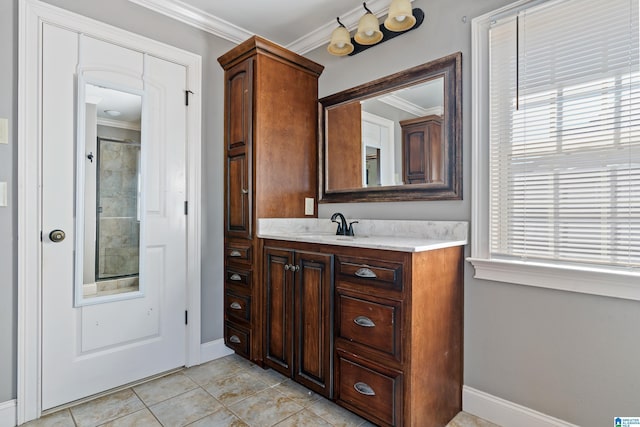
[334,246,463,427]
[401,115,443,185]
[263,244,334,398]
[261,238,464,427]
[218,37,324,364]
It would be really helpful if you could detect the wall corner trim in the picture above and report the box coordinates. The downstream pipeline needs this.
[0,400,16,427]
[200,339,234,364]
[463,386,579,427]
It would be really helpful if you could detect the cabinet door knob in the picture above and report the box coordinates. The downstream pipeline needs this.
[354,382,376,396]
[355,267,377,278]
[354,316,376,328]
[229,273,242,281]
[229,335,241,344]
[292,265,300,272]
[241,188,249,194]
[284,264,291,271]
[229,250,242,257]
[230,302,242,310]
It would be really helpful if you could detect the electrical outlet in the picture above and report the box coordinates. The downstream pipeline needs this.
[0,182,7,207]
[304,197,314,216]
[0,118,8,144]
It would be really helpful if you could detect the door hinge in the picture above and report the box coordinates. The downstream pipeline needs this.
[184,201,188,215]
[185,310,188,325]
[40,231,43,241]
[185,90,194,106]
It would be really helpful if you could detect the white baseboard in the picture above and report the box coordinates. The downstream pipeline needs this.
[463,386,579,427]
[199,338,234,364]
[0,400,16,427]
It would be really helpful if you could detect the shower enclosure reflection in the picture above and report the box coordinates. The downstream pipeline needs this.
[79,83,143,301]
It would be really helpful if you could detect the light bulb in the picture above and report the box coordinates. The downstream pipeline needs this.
[366,30,374,36]
[337,42,345,48]
[396,15,406,22]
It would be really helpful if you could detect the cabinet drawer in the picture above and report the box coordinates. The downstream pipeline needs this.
[225,242,252,265]
[224,291,251,323]
[336,256,403,292]
[337,353,402,427]
[225,268,251,289]
[224,322,250,358]
[337,292,400,359]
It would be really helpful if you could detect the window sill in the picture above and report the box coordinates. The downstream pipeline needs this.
[467,257,640,301]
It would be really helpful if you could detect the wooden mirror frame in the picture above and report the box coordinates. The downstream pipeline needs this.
[319,52,462,203]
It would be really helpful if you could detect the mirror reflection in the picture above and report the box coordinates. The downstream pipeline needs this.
[81,83,142,300]
[320,52,461,203]
[326,77,444,190]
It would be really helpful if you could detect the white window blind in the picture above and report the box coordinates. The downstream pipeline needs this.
[489,0,640,270]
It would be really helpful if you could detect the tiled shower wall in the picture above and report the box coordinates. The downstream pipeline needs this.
[97,138,140,279]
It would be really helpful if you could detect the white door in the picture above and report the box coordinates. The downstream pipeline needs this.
[41,24,188,409]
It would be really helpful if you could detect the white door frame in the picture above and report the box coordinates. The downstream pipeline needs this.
[17,0,202,423]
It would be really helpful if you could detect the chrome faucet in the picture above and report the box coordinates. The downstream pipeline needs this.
[330,212,358,236]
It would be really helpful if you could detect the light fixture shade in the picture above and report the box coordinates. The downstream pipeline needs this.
[355,12,383,45]
[384,0,416,32]
[327,26,354,56]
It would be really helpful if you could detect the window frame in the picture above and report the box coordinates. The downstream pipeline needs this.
[468,0,640,301]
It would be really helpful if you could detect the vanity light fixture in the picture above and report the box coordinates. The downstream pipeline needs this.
[355,3,383,45]
[327,18,354,56]
[327,0,425,57]
[384,0,417,32]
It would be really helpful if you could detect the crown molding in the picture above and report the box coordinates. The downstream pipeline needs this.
[378,94,443,117]
[128,0,253,44]
[97,117,142,131]
[129,0,414,54]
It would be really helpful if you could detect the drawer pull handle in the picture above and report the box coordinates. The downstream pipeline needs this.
[230,273,242,281]
[354,382,376,396]
[354,316,376,328]
[355,267,377,278]
[229,335,241,344]
[230,302,242,310]
[229,250,242,257]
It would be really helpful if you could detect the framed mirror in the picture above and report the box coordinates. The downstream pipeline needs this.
[319,52,461,203]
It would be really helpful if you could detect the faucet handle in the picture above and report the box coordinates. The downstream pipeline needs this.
[347,221,358,236]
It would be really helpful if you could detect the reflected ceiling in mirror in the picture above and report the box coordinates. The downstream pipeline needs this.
[319,52,461,203]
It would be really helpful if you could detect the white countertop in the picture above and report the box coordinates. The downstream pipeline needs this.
[257,218,468,253]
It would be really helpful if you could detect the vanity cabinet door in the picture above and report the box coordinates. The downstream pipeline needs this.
[224,59,253,239]
[264,247,294,376]
[293,251,334,398]
[263,245,334,398]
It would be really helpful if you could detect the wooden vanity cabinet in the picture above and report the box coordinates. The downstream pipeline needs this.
[334,245,463,427]
[218,37,324,364]
[261,238,464,426]
[401,115,443,185]
[263,242,334,398]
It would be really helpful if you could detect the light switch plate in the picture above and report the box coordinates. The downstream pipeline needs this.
[304,197,314,216]
[0,182,7,207]
[0,118,8,144]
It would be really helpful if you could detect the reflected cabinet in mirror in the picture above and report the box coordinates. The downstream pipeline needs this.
[319,52,461,202]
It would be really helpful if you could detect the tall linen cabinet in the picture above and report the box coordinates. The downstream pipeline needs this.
[217,36,324,364]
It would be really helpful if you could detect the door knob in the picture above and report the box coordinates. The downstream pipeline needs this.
[49,229,66,243]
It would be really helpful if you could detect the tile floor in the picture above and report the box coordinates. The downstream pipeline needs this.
[23,354,500,427]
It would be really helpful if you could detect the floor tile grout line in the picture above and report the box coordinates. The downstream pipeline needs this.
[129,386,166,426]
